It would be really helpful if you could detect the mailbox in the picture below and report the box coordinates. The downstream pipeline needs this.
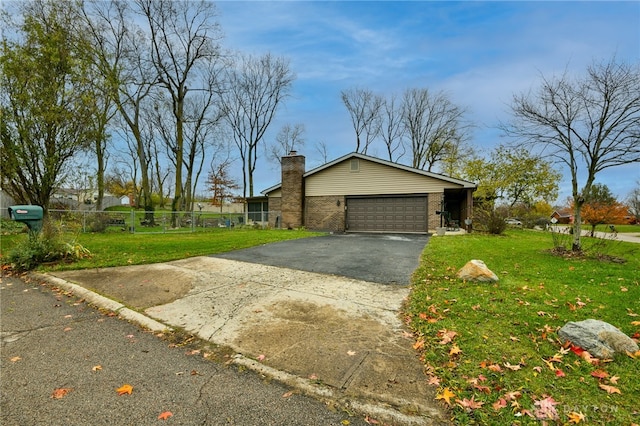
[8,205,44,233]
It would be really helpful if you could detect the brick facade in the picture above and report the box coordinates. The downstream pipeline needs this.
[280,153,305,229]
[267,197,281,228]
[428,192,444,230]
[305,196,346,232]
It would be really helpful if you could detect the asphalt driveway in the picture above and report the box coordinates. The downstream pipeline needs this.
[213,233,430,285]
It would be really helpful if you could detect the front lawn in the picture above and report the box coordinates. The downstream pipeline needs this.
[0,227,322,271]
[407,229,639,425]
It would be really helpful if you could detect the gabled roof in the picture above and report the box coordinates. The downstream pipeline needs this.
[262,152,477,194]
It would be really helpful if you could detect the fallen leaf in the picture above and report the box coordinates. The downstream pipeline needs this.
[257,354,266,361]
[51,388,73,399]
[412,338,425,350]
[10,356,21,362]
[487,363,502,372]
[609,375,619,384]
[631,320,640,326]
[186,349,200,356]
[436,387,455,405]
[555,369,565,377]
[492,398,507,411]
[449,345,462,356]
[282,391,294,398]
[63,327,73,332]
[503,362,521,371]
[534,396,559,420]
[427,375,440,386]
[590,369,608,379]
[438,329,458,345]
[598,383,621,394]
[568,411,586,424]
[504,391,522,401]
[341,420,350,426]
[533,366,542,373]
[92,365,102,372]
[456,396,484,410]
[158,411,173,420]
[116,384,133,395]
[347,350,356,356]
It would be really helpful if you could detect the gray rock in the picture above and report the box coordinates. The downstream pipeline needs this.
[558,319,639,359]
[456,259,498,282]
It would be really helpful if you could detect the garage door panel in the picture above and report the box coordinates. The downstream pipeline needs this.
[346,196,427,233]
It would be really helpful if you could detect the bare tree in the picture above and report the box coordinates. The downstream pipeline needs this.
[268,123,306,165]
[82,0,157,221]
[402,88,469,171]
[138,0,223,223]
[380,94,406,162]
[220,53,295,198]
[503,58,640,251]
[314,140,329,165]
[341,87,383,154]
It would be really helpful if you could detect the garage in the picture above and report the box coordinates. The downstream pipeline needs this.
[346,196,428,233]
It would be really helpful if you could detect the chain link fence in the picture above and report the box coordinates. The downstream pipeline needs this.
[48,209,271,234]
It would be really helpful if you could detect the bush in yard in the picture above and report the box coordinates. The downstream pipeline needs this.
[473,206,507,234]
[4,220,90,271]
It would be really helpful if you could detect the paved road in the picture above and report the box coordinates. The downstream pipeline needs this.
[0,274,369,426]
[214,233,430,285]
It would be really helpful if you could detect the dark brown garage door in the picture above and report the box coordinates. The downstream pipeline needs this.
[346,196,428,233]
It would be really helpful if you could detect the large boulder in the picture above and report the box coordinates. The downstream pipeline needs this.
[558,319,639,359]
[456,260,498,283]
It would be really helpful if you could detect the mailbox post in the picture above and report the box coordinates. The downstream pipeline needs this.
[8,205,44,234]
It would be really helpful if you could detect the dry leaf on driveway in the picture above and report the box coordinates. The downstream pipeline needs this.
[116,384,133,395]
[51,388,73,399]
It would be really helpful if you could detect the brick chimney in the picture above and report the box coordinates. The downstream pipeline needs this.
[281,151,305,229]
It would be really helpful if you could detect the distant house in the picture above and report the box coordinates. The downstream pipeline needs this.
[551,210,574,224]
[262,152,476,233]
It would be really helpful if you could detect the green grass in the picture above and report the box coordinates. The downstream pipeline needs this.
[407,229,640,425]
[0,227,322,271]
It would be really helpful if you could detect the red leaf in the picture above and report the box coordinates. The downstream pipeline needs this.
[569,345,585,356]
[590,370,608,379]
[51,388,73,399]
[555,369,565,377]
[158,411,173,420]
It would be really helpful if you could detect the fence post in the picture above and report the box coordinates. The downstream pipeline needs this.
[130,209,135,234]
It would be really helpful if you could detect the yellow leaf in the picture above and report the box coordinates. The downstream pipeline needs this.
[449,344,462,356]
[436,387,456,405]
[92,365,102,372]
[10,356,21,362]
[116,384,133,395]
[630,321,640,326]
[568,411,586,424]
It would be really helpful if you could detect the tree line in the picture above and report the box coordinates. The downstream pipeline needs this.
[1,1,638,250]
[1,0,293,227]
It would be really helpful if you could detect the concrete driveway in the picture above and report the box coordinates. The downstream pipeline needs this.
[45,233,446,425]
[214,233,430,285]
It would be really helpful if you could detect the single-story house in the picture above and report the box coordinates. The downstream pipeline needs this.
[261,151,476,234]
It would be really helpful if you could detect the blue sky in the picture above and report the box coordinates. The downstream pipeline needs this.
[214,1,640,203]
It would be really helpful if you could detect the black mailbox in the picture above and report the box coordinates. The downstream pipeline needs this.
[8,205,44,233]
